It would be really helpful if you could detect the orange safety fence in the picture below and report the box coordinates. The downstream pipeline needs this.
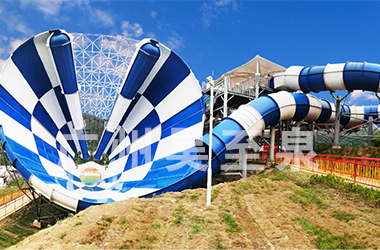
[252,151,380,188]
[0,189,28,207]
[0,190,31,221]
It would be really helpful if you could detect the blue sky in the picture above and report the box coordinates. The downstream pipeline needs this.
[1,0,380,105]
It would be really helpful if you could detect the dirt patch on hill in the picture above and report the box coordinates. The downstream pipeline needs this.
[324,146,380,158]
[9,169,380,249]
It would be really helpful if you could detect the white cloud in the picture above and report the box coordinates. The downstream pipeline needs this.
[20,0,67,16]
[165,31,185,50]
[0,37,26,70]
[201,0,238,28]
[348,90,378,104]
[0,59,7,71]
[0,36,8,58]
[0,35,8,42]
[121,21,144,38]
[9,39,25,51]
[19,0,92,18]
[0,37,27,58]
[146,32,156,40]
[201,3,217,28]
[215,0,238,10]
[3,0,114,29]
[0,3,32,35]
[93,9,115,27]
[14,23,29,35]
[1,13,32,36]
[214,0,231,6]
[150,11,157,18]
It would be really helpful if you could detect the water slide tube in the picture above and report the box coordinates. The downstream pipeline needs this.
[1,30,379,211]
[199,62,380,171]
[266,62,380,125]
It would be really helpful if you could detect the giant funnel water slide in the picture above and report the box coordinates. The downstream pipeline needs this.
[0,30,379,212]
[0,30,205,212]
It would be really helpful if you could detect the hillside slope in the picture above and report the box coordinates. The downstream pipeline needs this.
[10,169,380,249]
[323,146,380,158]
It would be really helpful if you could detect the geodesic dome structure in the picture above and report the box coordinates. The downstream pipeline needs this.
[71,33,139,120]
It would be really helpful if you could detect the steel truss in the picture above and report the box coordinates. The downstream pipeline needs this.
[2,150,71,226]
[71,33,139,120]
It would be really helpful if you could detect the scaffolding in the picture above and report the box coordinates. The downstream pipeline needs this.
[203,55,285,132]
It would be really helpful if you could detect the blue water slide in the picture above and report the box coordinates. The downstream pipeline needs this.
[267,62,380,93]
[196,91,379,176]
[49,30,89,159]
[2,29,380,212]
[0,30,205,211]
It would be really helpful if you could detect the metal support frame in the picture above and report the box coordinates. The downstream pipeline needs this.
[376,92,380,103]
[269,125,276,163]
[223,75,229,118]
[242,148,247,179]
[285,121,290,132]
[330,91,350,147]
[206,76,214,207]
[1,146,70,224]
[368,116,373,146]
[334,96,341,147]
[312,122,316,152]
[313,111,380,150]
[294,121,301,166]
[279,121,283,151]
[255,61,261,99]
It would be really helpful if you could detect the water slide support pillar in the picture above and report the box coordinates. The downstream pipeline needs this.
[255,61,261,98]
[223,75,229,118]
[269,125,276,163]
[285,121,290,133]
[368,116,373,146]
[279,121,283,151]
[294,121,301,166]
[284,121,291,152]
[242,148,247,179]
[206,77,214,207]
[333,95,341,147]
[312,122,316,152]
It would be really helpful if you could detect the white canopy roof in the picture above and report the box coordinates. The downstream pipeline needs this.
[217,55,286,86]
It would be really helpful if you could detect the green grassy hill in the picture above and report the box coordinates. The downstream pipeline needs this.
[4,168,380,249]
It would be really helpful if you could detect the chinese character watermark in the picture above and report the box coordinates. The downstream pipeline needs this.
[275,127,318,171]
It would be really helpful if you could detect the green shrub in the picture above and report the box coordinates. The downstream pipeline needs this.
[190,193,201,201]
[5,225,33,238]
[0,232,18,248]
[220,212,241,234]
[293,217,366,249]
[310,174,380,207]
[211,188,220,202]
[60,229,67,239]
[332,211,355,222]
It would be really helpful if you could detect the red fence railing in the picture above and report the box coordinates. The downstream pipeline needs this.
[0,189,30,221]
[0,189,26,207]
[250,151,380,188]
